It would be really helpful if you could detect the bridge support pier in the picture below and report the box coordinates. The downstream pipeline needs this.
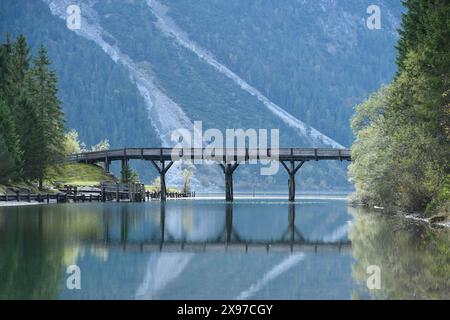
[151,160,174,201]
[219,162,239,202]
[121,159,128,178]
[103,152,110,173]
[280,160,305,202]
[104,159,111,173]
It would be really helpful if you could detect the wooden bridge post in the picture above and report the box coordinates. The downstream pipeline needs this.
[150,159,174,201]
[219,162,239,202]
[280,158,305,202]
[104,151,110,173]
[128,183,133,202]
[141,183,145,202]
[160,171,167,201]
[121,159,128,179]
[101,184,106,202]
[288,165,295,202]
[225,165,233,201]
[105,159,111,173]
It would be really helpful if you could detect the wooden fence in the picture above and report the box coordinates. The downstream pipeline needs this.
[0,182,195,203]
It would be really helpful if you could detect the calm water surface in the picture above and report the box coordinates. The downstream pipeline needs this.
[0,198,448,299]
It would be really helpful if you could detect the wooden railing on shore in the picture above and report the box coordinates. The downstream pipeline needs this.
[146,191,195,200]
[0,192,102,203]
[0,182,195,203]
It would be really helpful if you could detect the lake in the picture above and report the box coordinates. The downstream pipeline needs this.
[0,198,448,299]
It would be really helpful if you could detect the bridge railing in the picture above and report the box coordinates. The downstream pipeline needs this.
[65,147,351,163]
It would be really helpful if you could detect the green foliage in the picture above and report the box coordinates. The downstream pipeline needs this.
[0,35,66,188]
[120,166,140,184]
[64,129,84,155]
[0,135,16,183]
[21,45,66,187]
[0,98,22,180]
[350,0,450,215]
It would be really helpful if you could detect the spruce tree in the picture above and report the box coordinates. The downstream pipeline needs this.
[3,35,30,112]
[0,35,25,181]
[0,33,13,92]
[25,45,66,188]
[0,135,16,183]
[0,99,23,182]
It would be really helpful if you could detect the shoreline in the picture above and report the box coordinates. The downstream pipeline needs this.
[352,203,450,229]
[0,193,351,207]
[0,201,42,207]
[2,196,448,229]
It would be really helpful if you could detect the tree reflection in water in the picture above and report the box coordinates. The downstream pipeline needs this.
[0,205,101,299]
[349,207,449,299]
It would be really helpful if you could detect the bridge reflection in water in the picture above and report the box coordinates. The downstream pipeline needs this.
[91,202,351,253]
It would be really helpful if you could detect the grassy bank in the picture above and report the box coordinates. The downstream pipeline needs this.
[45,163,116,187]
[0,163,117,195]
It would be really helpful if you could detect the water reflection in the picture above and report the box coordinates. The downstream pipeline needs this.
[0,200,447,299]
[348,207,450,300]
[98,202,350,252]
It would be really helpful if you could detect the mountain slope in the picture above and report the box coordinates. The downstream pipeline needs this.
[0,0,403,190]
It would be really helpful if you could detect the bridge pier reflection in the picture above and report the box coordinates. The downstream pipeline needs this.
[160,202,165,245]
[96,202,351,253]
[226,203,233,244]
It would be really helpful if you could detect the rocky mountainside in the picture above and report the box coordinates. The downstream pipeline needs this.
[0,0,403,190]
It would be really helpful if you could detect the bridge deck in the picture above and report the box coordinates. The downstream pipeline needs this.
[66,147,351,163]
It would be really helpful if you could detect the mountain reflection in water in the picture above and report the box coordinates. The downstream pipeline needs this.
[0,198,447,299]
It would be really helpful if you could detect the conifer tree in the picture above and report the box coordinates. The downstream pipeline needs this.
[25,45,66,188]
[0,99,22,181]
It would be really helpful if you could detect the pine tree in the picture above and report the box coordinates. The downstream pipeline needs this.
[3,35,30,112]
[0,35,24,180]
[0,135,16,183]
[1,35,32,182]
[24,45,66,188]
[0,98,23,182]
[0,36,67,187]
[0,33,13,92]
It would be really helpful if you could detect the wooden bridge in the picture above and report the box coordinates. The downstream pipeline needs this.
[65,147,351,202]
